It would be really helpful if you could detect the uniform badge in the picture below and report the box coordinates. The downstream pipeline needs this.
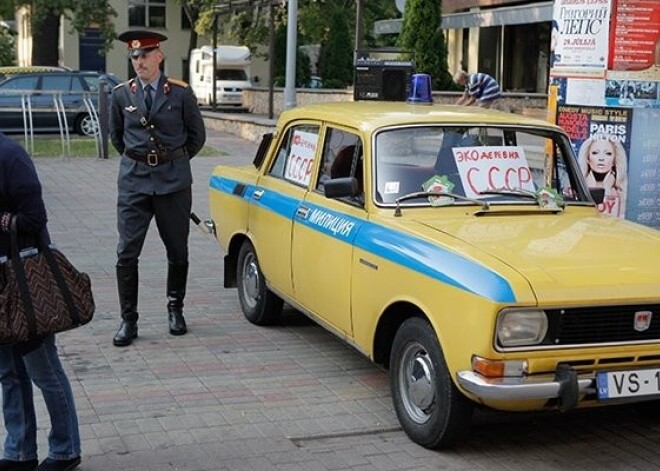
[124,105,137,112]
[131,40,141,48]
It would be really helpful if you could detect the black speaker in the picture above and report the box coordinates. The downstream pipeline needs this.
[382,68,409,101]
[354,60,414,102]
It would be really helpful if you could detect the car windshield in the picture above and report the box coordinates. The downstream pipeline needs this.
[216,69,248,81]
[373,125,590,207]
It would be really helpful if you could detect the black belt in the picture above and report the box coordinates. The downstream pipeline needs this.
[125,147,188,167]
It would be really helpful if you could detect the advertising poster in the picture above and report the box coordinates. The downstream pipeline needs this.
[605,0,660,108]
[556,105,632,218]
[608,0,660,72]
[625,108,660,229]
[551,0,611,77]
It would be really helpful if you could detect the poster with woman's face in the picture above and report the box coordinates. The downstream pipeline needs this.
[556,105,632,218]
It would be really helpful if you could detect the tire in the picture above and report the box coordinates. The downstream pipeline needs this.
[75,113,98,136]
[390,317,474,449]
[236,240,283,325]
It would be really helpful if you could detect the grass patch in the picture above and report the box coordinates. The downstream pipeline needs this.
[10,136,224,158]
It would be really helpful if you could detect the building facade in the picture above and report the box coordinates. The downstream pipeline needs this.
[16,1,268,84]
[375,0,554,93]
[443,0,553,93]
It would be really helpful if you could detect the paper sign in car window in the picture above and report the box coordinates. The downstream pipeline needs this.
[452,146,535,199]
[284,130,319,186]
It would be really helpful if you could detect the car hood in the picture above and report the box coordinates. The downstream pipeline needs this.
[411,209,660,304]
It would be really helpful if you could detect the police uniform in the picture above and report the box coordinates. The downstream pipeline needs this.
[110,30,206,347]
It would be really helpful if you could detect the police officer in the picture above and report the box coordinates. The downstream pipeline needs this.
[109,30,206,347]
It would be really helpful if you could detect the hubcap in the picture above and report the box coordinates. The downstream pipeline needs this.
[80,116,98,136]
[398,342,436,424]
[241,253,260,308]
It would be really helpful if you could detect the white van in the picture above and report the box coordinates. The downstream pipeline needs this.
[189,45,252,108]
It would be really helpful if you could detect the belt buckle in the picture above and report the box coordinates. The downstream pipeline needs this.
[146,153,159,166]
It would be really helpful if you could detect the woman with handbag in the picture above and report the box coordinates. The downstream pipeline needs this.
[0,132,81,471]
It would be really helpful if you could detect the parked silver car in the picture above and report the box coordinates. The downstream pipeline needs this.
[0,70,120,136]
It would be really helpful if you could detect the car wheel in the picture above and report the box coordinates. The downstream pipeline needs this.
[390,317,473,449]
[236,240,283,325]
[75,113,98,136]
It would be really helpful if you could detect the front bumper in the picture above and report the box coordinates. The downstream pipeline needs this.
[457,365,595,407]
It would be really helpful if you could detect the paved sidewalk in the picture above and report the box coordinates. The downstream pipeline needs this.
[7,129,660,470]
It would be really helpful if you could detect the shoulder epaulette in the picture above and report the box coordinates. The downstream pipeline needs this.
[113,82,125,90]
[167,78,189,88]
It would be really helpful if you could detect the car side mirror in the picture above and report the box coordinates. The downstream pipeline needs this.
[324,177,359,199]
[589,187,605,204]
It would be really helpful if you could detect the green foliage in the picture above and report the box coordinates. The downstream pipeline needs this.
[0,26,15,66]
[317,8,353,86]
[192,0,402,84]
[14,0,118,52]
[396,0,452,90]
[272,20,310,88]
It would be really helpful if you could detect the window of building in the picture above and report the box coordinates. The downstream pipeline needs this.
[128,0,166,28]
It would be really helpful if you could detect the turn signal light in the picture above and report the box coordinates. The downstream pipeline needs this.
[472,356,527,378]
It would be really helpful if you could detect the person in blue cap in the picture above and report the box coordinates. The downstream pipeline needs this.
[109,29,206,347]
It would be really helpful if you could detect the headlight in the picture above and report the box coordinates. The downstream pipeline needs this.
[496,309,548,347]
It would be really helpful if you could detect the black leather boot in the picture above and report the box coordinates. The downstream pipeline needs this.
[167,262,188,335]
[113,264,139,347]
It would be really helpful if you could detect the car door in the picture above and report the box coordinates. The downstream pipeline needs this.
[248,122,321,300]
[291,127,366,337]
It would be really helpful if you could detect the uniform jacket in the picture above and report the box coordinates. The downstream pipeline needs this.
[0,132,48,257]
[109,75,206,195]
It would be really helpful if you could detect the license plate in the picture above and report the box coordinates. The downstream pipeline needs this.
[596,368,660,400]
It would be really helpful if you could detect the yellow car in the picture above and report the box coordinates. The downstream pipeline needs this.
[208,101,660,449]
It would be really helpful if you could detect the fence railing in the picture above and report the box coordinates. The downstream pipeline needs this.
[0,80,110,158]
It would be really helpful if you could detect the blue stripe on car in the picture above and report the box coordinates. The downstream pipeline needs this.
[210,175,516,303]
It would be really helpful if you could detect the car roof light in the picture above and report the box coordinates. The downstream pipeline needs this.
[407,73,433,105]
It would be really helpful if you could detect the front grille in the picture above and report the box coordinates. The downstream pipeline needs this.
[546,304,660,345]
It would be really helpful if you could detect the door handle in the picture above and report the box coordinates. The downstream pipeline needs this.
[252,189,264,200]
[296,205,310,219]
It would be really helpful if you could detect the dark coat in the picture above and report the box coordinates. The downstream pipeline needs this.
[0,132,48,257]
[109,75,206,195]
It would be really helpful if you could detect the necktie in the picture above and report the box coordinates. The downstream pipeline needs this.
[144,84,153,112]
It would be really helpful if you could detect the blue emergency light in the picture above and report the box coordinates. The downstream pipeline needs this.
[407,73,433,104]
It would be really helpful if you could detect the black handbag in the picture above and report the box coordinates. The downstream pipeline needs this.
[0,216,95,344]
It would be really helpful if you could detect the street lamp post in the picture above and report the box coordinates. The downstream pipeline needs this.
[212,10,219,111]
[283,0,297,110]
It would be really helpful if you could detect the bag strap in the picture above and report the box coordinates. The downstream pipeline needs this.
[10,215,38,338]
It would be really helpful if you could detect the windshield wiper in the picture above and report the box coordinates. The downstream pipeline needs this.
[394,191,489,217]
[479,188,565,209]
[479,188,538,199]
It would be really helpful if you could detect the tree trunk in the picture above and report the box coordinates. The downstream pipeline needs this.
[32,12,60,66]
[183,5,199,82]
